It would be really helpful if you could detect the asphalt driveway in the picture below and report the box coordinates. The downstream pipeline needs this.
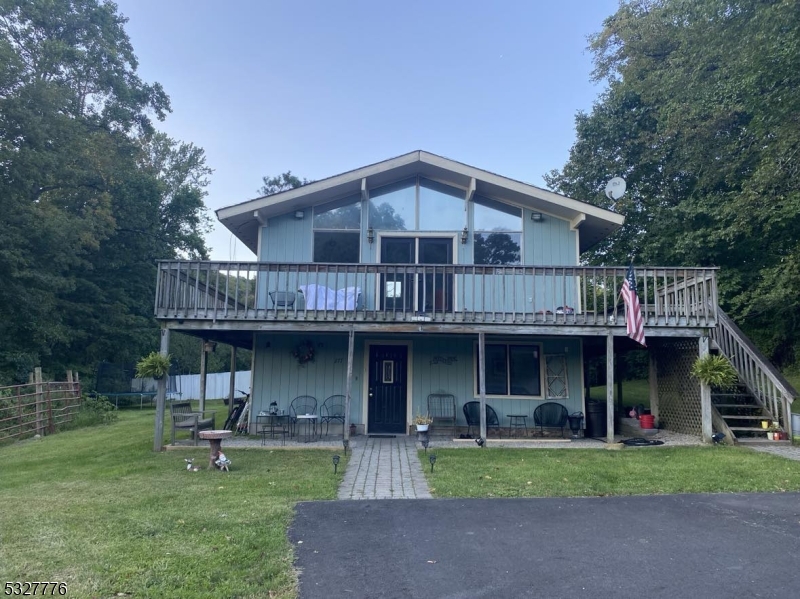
[290,493,800,599]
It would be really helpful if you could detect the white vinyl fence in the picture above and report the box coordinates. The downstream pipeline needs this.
[134,371,252,401]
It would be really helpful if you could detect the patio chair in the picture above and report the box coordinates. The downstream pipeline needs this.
[427,393,457,437]
[269,291,296,308]
[533,402,569,437]
[289,395,317,437]
[169,401,216,446]
[462,401,501,438]
[320,395,346,436]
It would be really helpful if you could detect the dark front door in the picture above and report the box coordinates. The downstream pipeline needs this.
[368,345,408,434]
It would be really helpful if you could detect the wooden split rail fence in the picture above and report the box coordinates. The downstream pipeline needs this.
[0,369,82,442]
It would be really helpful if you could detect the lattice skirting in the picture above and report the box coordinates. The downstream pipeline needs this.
[652,339,702,436]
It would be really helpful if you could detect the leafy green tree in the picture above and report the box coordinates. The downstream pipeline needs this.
[258,171,311,196]
[546,0,800,365]
[0,0,209,383]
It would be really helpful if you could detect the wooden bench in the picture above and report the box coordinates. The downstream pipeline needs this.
[170,401,216,446]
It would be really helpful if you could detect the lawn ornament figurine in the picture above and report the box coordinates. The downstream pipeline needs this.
[184,458,200,472]
[214,451,232,472]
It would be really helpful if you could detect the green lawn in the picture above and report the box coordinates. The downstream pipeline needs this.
[422,446,800,498]
[589,379,650,409]
[0,408,345,599]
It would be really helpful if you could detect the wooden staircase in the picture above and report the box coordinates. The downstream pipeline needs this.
[710,308,796,444]
[711,386,788,445]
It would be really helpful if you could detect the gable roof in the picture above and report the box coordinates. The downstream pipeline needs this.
[216,150,625,253]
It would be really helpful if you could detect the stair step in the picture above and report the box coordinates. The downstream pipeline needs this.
[713,404,764,409]
[712,392,755,398]
[736,438,792,446]
[721,416,770,420]
[729,426,777,432]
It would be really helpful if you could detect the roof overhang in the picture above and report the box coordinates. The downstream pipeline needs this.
[216,150,625,254]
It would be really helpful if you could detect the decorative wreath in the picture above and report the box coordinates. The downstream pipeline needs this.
[292,340,315,365]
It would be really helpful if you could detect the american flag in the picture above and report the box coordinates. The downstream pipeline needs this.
[621,264,646,346]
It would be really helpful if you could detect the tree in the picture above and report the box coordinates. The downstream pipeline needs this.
[546,0,800,366]
[258,171,311,196]
[0,0,209,382]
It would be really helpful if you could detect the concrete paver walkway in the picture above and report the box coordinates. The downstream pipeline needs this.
[338,435,431,499]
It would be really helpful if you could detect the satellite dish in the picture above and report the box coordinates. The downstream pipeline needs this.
[605,177,627,201]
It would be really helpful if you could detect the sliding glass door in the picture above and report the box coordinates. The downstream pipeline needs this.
[380,237,454,313]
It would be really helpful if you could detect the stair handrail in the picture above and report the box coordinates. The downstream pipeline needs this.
[711,307,796,433]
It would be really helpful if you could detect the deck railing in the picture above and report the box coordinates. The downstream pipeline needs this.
[155,261,718,328]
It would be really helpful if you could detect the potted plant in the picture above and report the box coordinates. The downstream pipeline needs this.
[413,413,432,432]
[690,354,738,389]
[135,352,171,380]
[768,422,782,440]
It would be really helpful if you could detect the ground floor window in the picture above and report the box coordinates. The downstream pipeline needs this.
[475,343,542,397]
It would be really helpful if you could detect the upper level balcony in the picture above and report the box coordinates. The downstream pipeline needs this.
[154,261,718,334]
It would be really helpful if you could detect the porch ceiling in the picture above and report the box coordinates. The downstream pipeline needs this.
[216,150,624,254]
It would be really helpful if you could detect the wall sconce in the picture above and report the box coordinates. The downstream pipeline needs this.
[460,227,468,244]
[367,227,374,244]
[531,212,543,222]
[294,210,304,219]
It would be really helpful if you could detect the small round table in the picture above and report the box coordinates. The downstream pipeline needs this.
[198,429,233,469]
[507,415,528,438]
[295,414,319,443]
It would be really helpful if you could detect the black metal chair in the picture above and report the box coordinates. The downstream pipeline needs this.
[320,395,346,436]
[462,401,501,438]
[427,392,457,437]
[533,402,569,437]
[289,395,317,438]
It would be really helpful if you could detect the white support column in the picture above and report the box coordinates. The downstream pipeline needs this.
[478,332,487,443]
[154,327,170,452]
[649,350,659,426]
[344,328,355,445]
[699,336,712,443]
[606,333,615,443]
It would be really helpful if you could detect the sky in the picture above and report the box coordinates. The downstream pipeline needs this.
[114,0,620,261]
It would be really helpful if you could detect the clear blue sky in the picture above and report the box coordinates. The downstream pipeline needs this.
[115,0,619,260]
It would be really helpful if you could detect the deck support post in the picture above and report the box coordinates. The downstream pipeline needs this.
[344,328,355,443]
[606,333,615,443]
[478,332,487,443]
[199,338,208,413]
[699,336,712,443]
[228,346,237,418]
[649,350,659,426]
[154,326,170,452]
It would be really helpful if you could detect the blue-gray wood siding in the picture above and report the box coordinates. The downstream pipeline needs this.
[252,332,584,429]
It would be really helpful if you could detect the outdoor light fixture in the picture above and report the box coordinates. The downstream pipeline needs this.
[294,210,304,219]
[531,212,543,222]
[429,454,437,473]
[475,437,485,448]
[460,227,468,244]
[421,437,429,453]
[332,454,340,474]
[342,438,349,455]
[367,227,375,244]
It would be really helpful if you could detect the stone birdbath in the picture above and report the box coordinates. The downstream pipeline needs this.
[198,429,233,469]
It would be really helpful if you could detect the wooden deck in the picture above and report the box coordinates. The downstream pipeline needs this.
[154,261,718,335]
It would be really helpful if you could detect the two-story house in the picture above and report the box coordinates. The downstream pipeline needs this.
[152,151,794,447]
